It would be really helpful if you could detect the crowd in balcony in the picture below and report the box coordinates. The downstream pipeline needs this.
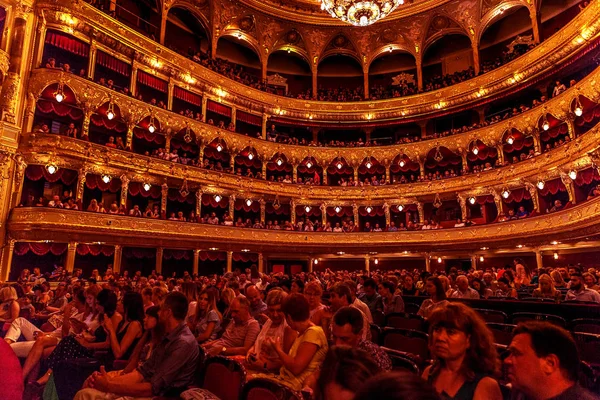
[2,248,599,400]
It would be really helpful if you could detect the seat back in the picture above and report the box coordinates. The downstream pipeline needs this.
[241,378,303,400]
[578,361,598,391]
[511,313,566,327]
[370,324,382,346]
[404,303,421,315]
[571,319,600,334]
[381,347,420,375]
[572,332,600,365]
[202,356,246,400]
[382,328,429,362]
[474,308,508,323]
[385,313,426,332]
[486,323,516,346]
[372,310,385,326]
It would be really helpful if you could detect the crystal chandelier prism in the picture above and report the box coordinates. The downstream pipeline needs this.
[321,0,404,26]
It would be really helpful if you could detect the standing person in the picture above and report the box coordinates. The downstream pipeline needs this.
[423,303,502,400]
[505,321,599,400]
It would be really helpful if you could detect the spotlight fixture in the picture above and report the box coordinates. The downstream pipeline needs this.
[388,46,393,53]
[248,152,254,160]
[365,159,372,169]
[399,159,405,168]
[245,199,253,207]
[54,83,65,103]
[334,206,342,213]
[472,147,479,155]
[553,252,559,260]
[276,158,283,166]
[516,244,523,248]
[306,160,313,169]
[208,247,219,251]
[216,143,223,152]
[468,197,476,205]
[365,206,373,213]
[374,258,379,265]
[501,188,511,199]
[337,251,345,255]
[551,241,559,245]
[313,259,319,265]
[213,194,222,203]
[45,162,58,175]
[437,257,443,263]
[574,98,583,117]
[143,183,151,191]
[506,136,514,145]
[101,174,111,184]
[241,248,250,252]
[479,256,484,262]
[536,180,545,190]
[287,48,291,54]
[569,170,577,180]
[336,161,343,170]
[396,205,404,212]
[542,116,550,131]
[480,247,489,250]
[106,101,115,120]
[305,205,312,213]
[147,116,156,134]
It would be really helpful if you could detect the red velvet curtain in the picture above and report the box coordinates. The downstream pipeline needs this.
[201,194,229,208]
[467,147,498,162]
[234,198,260,212]
[295,205,321,217]
[575,168,600,186]
[173,87,202,106]
[129,182,162,198]
[199,251,226,261]
[76,244,115,257]
[236,111,262,126]
[358,206,385,217]
[85,174,121,192]
[425,147,462,169]
[390,204,418,213]
[538,179,566,196]
[90,114,127,132]
[235,155,262,169]
[133,127,166,145]
[167,188,195,204]
[503,188,532,203]
[575,104,600,126]
[25,165,77,185]
[207,100,232,117]
[204,147,230,162]
[326,206,353,217]
[45,30,89,57]
[163,249,192,260]
[36,99,83,120]
[137,71,168,93]
[266,203,290,215]
[14,242,68,256]
[232,252,258,262]
[266,161,292,173]
[96,51,130,76]
[475,195,495,205]
[540,123,568,142]
[123,247,156,259]
[41,84,78,104]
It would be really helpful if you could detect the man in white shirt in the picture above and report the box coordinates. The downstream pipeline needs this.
[449,276,480,299]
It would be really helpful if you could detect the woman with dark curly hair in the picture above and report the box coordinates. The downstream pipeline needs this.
[423,303,502,400]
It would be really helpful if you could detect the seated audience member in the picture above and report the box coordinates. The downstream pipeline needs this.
[494,277,518,298]
[505,321,599,400]
[401,275,420,296]
[565,271,600,303]
[548,200,564,213]
[119,306,163,375]
[532,273,562,301]
[448,276,480,299]
[378,281,405,315]
[245,284,268,322]
[418,277,449,319]
[358,278,384,315]
[75,292,199,399]
[354,372,441,400]
[587,186,600,200]
[423,303,503,400]
[471,278,493,299]
[189,289,222,343]
[0,286,20,324]
[261,293,328,391]
[245,289,297,373]
[318,283,370,341]
[305,281,327,323]
[332,307,391,371]
[316,346,381,400]
[583,272,600,291]
[202,296,260,356]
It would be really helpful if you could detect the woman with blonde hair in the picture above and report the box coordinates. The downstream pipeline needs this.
[0,286,20,324]
[550,270,567,288]
[246,289,297,373]
[151,286,168,306]
[219,287,236,320]
[180,282,198,319]
[532,274,562,301]
[87,199,100,212]
[423,303,502,400]
[190,289,222,343]
[305,281,326,321]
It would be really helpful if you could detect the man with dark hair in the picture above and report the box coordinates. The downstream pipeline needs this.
[332,307,391,371]
[565,272,600,303]
[326,283,370,341]
[245,284,267,320]
[75,292,198,399]
[359,278,383,315]
[505,321,599,400]
[202,296,260,356]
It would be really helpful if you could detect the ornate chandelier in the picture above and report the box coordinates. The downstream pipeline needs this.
[321,0,404,26]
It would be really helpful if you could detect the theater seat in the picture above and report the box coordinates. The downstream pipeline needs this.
[182,356,245,400]
[474,309,508,324]
[372,310,385,326]
[241,378,302,400]
[487,323,516,346]
[572,332,600,366]
[385,313,426,332]
[570,318,600,334]
[382,328,429,365]
[380,347,421,375]
[403,303,421,315]
[511,312,566,327]
[370,324,382,345]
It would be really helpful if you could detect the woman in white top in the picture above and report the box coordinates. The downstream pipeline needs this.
[418,277,449,320]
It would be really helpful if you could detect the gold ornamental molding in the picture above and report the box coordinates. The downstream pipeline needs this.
[8,197,600,252]
[0,49,10,78]
[34,0,600,122]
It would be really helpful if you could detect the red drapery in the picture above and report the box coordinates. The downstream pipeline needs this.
[467,147,498,162]
[234,198,260,213]
[128,182,162,198]
[575,168,600,186]
[539,179,566,196]
[265,203,290,215]
[163,249,192,260]
[503,130,534,153]
[137,71,168,93]
[76,244,115,257]
[358,206,385,217]
[503,188,532,203]
[96,51,130,77]
[236,111,262,126]
[25,165,77,185]
[199,251,226,261]
[234,155,262,169]
[167,188,195,204]
[133,128,165,145]
[203,147,230,162]
[326,206,353,217]
[85,174,122,192]
[390,159,420,173]
[173,87,202,106]
[201,194,229,208]
[123,247,156,259]
[358,164,385,175]
[206,100,232,118]
[41,84,78,104]
[36,99,83,120]
[475,195,495,205]
[540,123,569,142]
[425,147,462,169]
[232,252,258,262]
[14,242,68,256]
[45,30,89,57]
[390,204,418,213]
[295,205,321,217]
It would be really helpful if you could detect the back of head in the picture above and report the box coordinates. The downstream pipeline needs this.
[513,321,579,382]
[123,291,145,322]
[281,293,310,322]
[316,346,380,400]
[163,291,189,321]
[354,372,440,400]
[363,278,377,290]
[97,288,118,317]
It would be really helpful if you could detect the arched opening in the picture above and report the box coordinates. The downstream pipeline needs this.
[170,127,200,164]
[34,83,83,138]
[297,156,323,185]
[166,185,196,221]
[266,50,312,97]
[215,36,262,88]
[266,153,293,183]
[422,34,473,92]
[390,154,420,184]
[165,7,210,57]
[326,157,353,186]
[234,146,262,178]
[480,6,533,74]
[357,156,385,185]
[538,114,569,152]
[89,101,127,149]
[572,95,600,136]
[502,128,535,164]
[21,165,78,208]
[132,116,165,156]
[317,55,364,101]
[423,146,462,179]
[369,51,417,100]
[202,138,231,172]
[465,140,498,174]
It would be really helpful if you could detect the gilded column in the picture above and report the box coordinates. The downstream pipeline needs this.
[156,247,163,274]
[261,160,267,179]
[81,109,93,141]
[160,11,168,45]
[460,151,469,173]
[471,41,480,75]
[308,258,314,273]
[229,194,236,219]
[364,255,370,273]
[125,122,135,150]
[535,249,543,270]
[566,117,576,140]
[530,7,541,44]
[363,71,369,100]
[560,172,576,205]
[383,202,390,228]
[167,80,174,111]
[311,66,318,99]
[425,253,431,273]
[417,202,424,224]
[471,255,478,271]
[161,183,168,217]
[164,130,171,153]
[88,40,98,80]
[418,157,425,179]
[10,154,27,208]
[261,113,268,139]
[113,245,122,274]
[229,151,236,171]
[75,167,87,202]
[201,97,207,122]
[290,199,296,225]
[385,163,391,184]
[353,166,359,183]
[292,162,298,183]
[33,18,47,68]
[352,203,359,226]
[197,142,205,165]
[258,253,264,274]
[23,93,37,134]
[226,251,233,273]
[0,239,16,281]
[457,194,467,221]
[527,184,540,212]
[231,107,236,130]
[120,175,130,207]
[130,62,138,96]
[260,198,266,224]
[193,249,200,276]
[493,191,503,216]
[532,130,541,154]
[496,145,505,166]
[65,241,78,273]
[416,58,423,91]
[195,190,202,217]
[320,203,327,227]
